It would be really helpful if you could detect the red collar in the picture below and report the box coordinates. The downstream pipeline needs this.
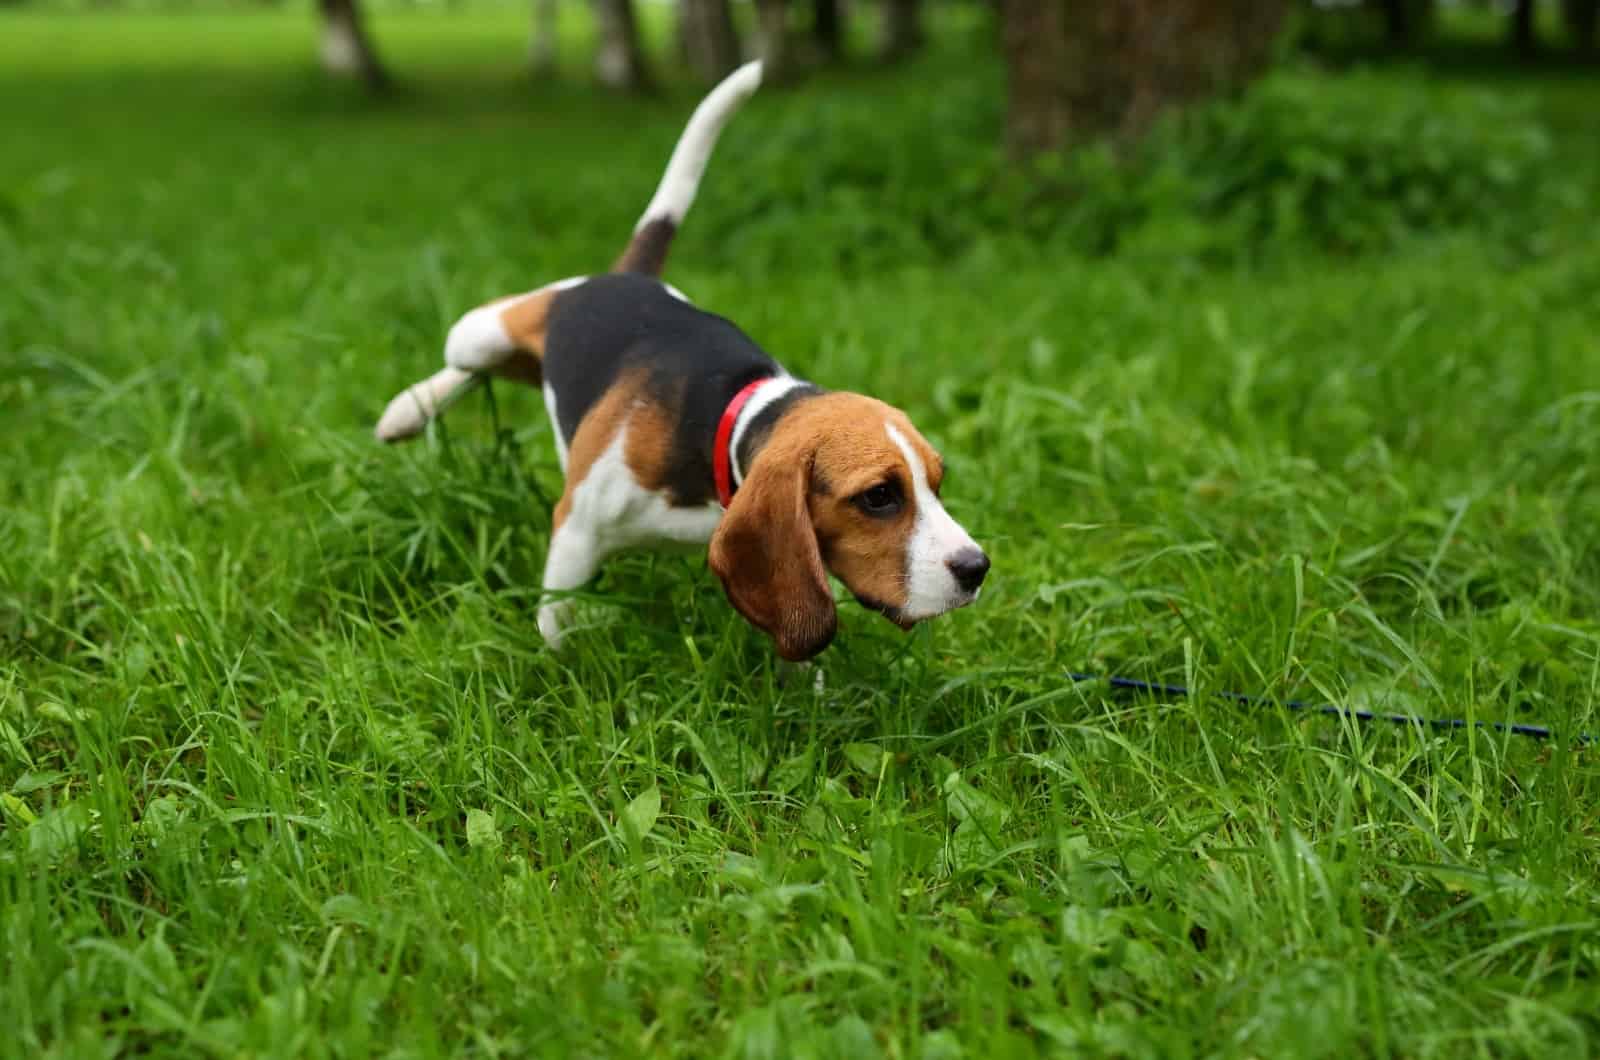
[714,378,769,508]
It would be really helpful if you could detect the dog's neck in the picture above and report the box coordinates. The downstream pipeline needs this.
[729,376,823,490]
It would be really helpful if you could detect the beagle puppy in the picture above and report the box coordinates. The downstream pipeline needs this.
[375,61,988,660]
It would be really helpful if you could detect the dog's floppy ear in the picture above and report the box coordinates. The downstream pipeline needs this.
[708,448,837,661]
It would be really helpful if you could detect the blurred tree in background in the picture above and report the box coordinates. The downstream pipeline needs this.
[298,0,1596,101]
[753,0,793,79]
[678,0,741,81]
[1377,0,1434,47]
[1512,0,1537,53]
[878,0,924,60]
[592,0,652,89]
[812,0,842,59]
[37,0,1587,155]
[318,0,387,88]
[1565,0,1598,53]
[529,0,559,75]
[1000,0,1287,157]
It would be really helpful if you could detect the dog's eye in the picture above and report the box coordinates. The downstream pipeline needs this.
[854,483,901,517]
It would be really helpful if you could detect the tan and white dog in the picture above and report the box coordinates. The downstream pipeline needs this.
[376,61,988,660]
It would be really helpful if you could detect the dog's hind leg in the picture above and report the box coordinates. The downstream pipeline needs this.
[375,276,586,443]
[444,276,587,375]
[375,365,479,442]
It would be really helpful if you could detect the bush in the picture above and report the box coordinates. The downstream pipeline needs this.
[695,67,1556,268]
[1132,69,1555,257]
[696,76,1009,270]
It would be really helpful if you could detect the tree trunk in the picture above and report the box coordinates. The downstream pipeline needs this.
[319,0,388,90]
[529,0,560,77]
[879,0,923,60]
[1380,0,1434,48]
[1510,0,1537,55]
[592,0,652,91]
[813,0,842,59]
[754,0,793,80]
[1001,0,1287,159]
[680,0,743,83]
[1002,1,1070,158]
[1565,0,1599,54]
[1380,0,1412,45]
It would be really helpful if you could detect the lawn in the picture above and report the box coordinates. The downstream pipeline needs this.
[3,7,1600,1058]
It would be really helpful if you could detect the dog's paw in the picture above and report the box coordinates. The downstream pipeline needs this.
[538,602,572,651]
[776,658,826,695]
[374,367,476,443]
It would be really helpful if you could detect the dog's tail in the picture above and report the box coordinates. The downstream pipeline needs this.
[613,60,763,277]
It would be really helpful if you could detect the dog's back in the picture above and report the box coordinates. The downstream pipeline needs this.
[542,275,779,504]
[375,61,766,445]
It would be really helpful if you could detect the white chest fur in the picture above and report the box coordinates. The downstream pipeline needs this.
[536,414,722,647]
[570,426,723,551]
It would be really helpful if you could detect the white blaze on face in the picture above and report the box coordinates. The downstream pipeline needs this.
[885,422,982,620]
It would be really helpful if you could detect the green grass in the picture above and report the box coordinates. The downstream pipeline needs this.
[4,8,1600,1057]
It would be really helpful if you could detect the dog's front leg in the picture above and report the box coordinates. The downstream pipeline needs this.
[538,516,607,650]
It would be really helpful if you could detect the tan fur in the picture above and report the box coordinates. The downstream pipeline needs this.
[709,437,837,661]
[709,393,947,656]
[551,373,644,531]
[622,380,685,497]
[498,289,559,356]
[484,287,563,387]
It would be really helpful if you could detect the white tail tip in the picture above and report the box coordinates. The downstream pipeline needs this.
[727,59,764,96]
[634,59,766,234]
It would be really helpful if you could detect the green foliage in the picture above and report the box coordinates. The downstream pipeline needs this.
[698,68,1560,266]
[1134,69,1556,256]
[694,75,1010,270]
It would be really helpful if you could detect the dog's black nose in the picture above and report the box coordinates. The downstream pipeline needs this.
[946,548,990,594]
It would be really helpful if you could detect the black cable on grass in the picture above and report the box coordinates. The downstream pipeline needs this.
[1069,673,1595,747]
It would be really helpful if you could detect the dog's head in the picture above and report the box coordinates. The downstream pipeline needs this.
[708,393,988,661]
